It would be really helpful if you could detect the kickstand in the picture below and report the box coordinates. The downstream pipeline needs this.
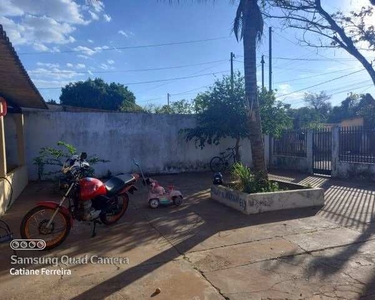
[91,220,101,238]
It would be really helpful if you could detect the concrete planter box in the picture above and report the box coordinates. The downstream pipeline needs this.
[211,181,324,215]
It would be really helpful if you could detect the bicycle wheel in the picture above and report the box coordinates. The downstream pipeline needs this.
[210,156,225,172]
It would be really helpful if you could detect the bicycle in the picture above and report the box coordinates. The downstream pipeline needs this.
[210,147,237,172]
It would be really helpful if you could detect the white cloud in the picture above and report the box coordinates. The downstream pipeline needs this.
[37,62,60,68]
[87,0,104,13]
[66,62,85,69]
[0,0,23,16]
[76,63,86,69]
[33,79,72,89]
[33,43,50,52]
[73,45,110,56]
[94,45,109,51]
[0,0,110,47]
[118,30,129,37]
[73,46,96,56]
[78,54,90,60]
[100,63,109,70]
[1,15,76,46]
[107,59,115,65]
[276,84,305,104]
[87,39,94,43]
[88,10,99,20]
[103,14,111,22]
[28,67,84,80]
[1,0,87,24]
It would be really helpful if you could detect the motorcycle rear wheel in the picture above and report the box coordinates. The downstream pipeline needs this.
[20,206,71,250]
[100,194,129,225]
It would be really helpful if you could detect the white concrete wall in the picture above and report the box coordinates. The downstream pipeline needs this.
[4,115,19,168]
[335,161,375,181]
[0,166,28,216]
[23,112,253,180]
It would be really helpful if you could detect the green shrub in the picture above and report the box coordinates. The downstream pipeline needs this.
[231,162,281,194]
[33,141,109,180]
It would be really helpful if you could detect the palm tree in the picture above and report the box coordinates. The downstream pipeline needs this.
[168,0,268,180]
[233,0,267,180]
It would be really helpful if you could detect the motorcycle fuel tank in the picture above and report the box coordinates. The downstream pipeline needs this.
[79,178,106,201]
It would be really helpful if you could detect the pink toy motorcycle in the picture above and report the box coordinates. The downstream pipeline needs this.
[134,159,183,209]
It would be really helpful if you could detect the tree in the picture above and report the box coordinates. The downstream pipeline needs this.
[166,0,268,181]
[304,91,332,119]
[60,78,140,111]
[267,0,375,85]
[185,74,248,162]
[46,99,57,104]
[259,89,292,137]
[328,92,375,127]
[185,74,291,161]
[288,106,322,129]
[234,0,268,180]
[144,100,194,114]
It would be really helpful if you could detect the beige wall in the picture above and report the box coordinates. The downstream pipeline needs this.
[0,165,28,216]
[0,113,28,216]
[341,117,364,127]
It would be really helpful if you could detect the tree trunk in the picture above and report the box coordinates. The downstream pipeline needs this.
[235,136,241,162]
[243,1,268,180]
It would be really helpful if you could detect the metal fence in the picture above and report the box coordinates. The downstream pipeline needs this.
[273,129,307,157]
[339,126,375,163]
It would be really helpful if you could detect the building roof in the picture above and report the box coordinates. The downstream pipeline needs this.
[0,25,47,109]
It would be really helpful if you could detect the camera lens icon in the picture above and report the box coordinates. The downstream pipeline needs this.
[10,239,46,251]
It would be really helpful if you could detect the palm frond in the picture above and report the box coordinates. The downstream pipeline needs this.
[233,0,264,42]
[233,0,245,41]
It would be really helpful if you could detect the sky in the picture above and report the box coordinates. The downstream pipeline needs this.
[0,0,374,109]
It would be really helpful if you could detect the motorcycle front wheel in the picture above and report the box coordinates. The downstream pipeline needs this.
[20,206,71,250]
[100,194,129,225]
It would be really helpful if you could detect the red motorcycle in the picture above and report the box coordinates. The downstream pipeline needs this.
[20,153,139,250]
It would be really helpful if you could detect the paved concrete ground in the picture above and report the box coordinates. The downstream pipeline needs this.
[1,170,375,299]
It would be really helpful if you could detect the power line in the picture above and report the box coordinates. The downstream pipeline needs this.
[25,59,228,75]
[268,55,358,62]
[18,36,231,55]
[273,31,356,67]
[138,85,209,104]
[274,67,358,84]
[292,83,374,106]
[37,69,232,90]
[139,60,228,93]
[277,69,365,98]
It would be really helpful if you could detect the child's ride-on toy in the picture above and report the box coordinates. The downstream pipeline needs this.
[134,159,183,209]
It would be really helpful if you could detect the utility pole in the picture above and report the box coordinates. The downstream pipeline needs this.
[261,55,265,90]
[269,27,273,91]
[230,52,235,90]
[167,93,170,106]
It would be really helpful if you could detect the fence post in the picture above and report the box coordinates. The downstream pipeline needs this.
[269,135,273,169]
[331,126,339,177]
[264,134,270,169]
[306,130,313,174]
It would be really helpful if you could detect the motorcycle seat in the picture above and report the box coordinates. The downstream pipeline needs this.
[105,174,136,195]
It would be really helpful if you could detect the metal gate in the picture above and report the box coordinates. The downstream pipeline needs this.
[313,128,332,175]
